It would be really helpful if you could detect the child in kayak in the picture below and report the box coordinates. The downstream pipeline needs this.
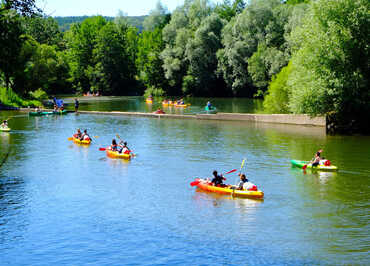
[234,174,257,191]
[310,149,323,166]
[74,128,82,139]
[80,129,91,141]
[211,170,226,186]
[111,139,125,153]
[1,120,8,128]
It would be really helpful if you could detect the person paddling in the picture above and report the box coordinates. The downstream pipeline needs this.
[235,173,257,191]
[80,129,91,141]
[310,149,323,167]
[211,170,226,186]
[1,120,8,128]
[74,128,82,139]
[111,139,125,153]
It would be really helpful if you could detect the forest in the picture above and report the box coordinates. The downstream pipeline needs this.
[0,0,369,132]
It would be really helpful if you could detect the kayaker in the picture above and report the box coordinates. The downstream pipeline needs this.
[1,120,8,128]
[75,98,79,112]
[74,128,82,139]
[80,129,91,141]
[310,149,323,166]
[211,170,226,186]
[207,101,212,108]
[111,139,124,152]
[121,142,130,154]
[238,174,257,191]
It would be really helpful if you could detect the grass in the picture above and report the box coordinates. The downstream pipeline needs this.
[0,86,41,108]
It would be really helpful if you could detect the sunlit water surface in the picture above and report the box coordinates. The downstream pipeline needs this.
[0,109,369,265]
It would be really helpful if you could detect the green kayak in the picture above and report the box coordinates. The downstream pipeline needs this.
[53,110,68,115]
[291,159,338,171]
[204,106,217,114]
[29,111,54,116]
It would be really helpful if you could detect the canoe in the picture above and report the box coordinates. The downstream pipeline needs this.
[29,111,53,116]
[192,178,264,199]
[72,136,91,145]
[146,99,153,104]
[0,127,11,132]
[291,159,338,171]
[106,148,132,160]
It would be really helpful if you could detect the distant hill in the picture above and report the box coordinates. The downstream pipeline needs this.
[54,16,146,32]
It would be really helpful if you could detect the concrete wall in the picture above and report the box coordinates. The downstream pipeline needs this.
[18,109,326,127]
[196,113,326,126]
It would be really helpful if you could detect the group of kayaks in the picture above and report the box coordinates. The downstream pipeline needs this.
[70,135,133,160]
[189,158,338,200]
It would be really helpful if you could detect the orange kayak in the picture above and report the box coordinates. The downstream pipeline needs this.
[106,148,132,160]
[73,136,91,145]
[191,178,264,199]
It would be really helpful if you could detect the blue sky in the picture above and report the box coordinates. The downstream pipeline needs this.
[36,0,221,17]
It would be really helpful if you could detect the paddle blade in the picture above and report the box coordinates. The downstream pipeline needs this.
[99,147,106,151]
[224,169,237,175]
[240,159,246,171]
[94,136,99,138]
[68,137,73,141]
[302,164,307,170]
[190,180,200,187]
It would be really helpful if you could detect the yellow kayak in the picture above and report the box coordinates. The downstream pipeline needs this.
[191,178,264,199]
[106,148,132,160]
[72,136,91,145]
[146,99,153,104]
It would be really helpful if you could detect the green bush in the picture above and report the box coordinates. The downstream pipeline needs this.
[0,86,41,107]
[29,88,48,100]
[144,87,165,97]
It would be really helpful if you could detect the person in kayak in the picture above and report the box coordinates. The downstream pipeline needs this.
[74,128,82,139]
[1,120,8,128]
[234,174,257,191]
[80,129,91,141]
[121,142,131,154]
[207,101,212,108]
[310,149,323,166]
[211,170,226,186]
[111,139,124,153]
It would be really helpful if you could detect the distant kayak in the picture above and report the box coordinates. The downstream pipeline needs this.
[204,106,217,114]
[191,178,264,199]
[72,136,91,145]
[291,160,338,171]
[0,127,11,132]
[29,111,53,116]
[53,110,68,115]
[146,99,153,104]
[174,103,190,108]
[106,148,132,160]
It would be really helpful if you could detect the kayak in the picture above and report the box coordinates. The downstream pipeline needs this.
[0,127,10,132]
[53,110,68,115]
[174,103,190,108]
[205,106,217,114]
[106,148,132,160]
[72,136,91,145]
[192,178,264,199]
[146,99,153,104]
[291,159,338,171]
[29,111,53,116]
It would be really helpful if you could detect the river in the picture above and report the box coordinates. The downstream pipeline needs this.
[0,97,369,265]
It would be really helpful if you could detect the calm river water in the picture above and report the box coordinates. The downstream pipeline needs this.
[0,97,369,265]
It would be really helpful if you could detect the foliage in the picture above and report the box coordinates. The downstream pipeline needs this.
[143,87,165,97]
[28,88,48,100]
[263,61,292,113]
[1,0,41,16]
[0,86,40,107]
[54,15,146,32]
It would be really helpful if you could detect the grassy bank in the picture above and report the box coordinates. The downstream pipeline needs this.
[0,87,41,108]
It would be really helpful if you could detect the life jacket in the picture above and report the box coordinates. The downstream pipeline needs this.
[243,182,257,191]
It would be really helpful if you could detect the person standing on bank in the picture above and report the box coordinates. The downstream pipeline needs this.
[75,98,79,112]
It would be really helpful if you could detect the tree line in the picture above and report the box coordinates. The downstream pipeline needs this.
[0,0,369,132]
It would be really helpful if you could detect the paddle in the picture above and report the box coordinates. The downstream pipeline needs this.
[231,159,246,193]
[190,169,237,186]
[99,147,106,151]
